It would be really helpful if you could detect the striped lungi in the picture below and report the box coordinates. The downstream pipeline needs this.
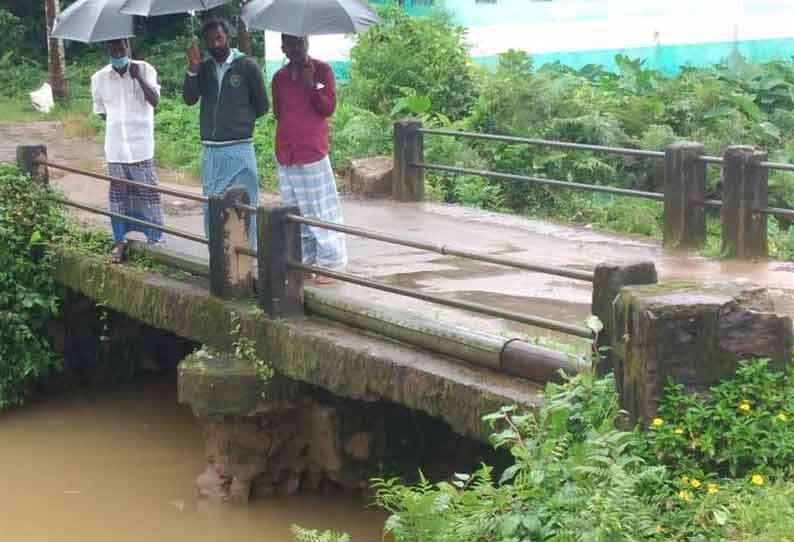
[201,142,259,247]
[107,159,165,244]
[277,155,347,270]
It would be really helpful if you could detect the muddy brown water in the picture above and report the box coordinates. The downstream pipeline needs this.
[0,374,386,542]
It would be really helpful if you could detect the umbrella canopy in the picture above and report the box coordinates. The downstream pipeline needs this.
[120,0,229,16]
[242,0,379,36]
[51,0,135,43]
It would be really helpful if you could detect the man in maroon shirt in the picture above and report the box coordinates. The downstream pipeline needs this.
[272,34,347,284]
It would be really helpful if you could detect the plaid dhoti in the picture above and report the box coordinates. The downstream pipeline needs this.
[277,155,347,270]
[107,159,165,244]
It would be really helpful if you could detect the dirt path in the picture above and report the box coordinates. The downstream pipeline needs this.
[5,121,794,348]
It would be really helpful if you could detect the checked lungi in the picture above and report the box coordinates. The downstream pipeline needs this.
[201,142,259,247]
[108,160,165,244]
[277,155,347,270]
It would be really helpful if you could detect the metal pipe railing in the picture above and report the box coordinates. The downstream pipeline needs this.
[414,162,666,201]
[288,261,594,339]
[759,206,794,219]
[759,161,794,173]
[419,128,666,159]
[41,160,209,203]
[286,214,595,282]
[49,195,209,245]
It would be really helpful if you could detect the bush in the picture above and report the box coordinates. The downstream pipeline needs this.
[0,165,66,409]
[347,3,477,121]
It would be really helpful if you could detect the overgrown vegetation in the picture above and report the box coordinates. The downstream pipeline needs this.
[372,360,794,541]
[0,165,65,408]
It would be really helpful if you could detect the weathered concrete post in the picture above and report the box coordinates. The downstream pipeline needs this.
[257,204,304,317]
[612,281,791,425]
[208,187,255,299]
[591,262,658,376]
[664,142,706,249]
[393,119,424,201]
[16,144,49,185]
[722,146,769,259]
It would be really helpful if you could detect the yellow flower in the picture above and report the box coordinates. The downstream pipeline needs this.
[778,413,788,422]
[681,476,690,485]
[655,525,663,534]
[707,483,719,494]
[674,427,684,435]
[739,401,752,413]
[690,479,701,489]
[651,417,664,428]
[678,490,693,502]
[751,474,764,486]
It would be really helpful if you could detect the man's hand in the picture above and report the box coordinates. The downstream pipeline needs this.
[129,61,141,80]
[301,60,315,91]
[187,42,201,74]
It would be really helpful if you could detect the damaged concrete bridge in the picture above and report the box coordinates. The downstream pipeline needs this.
[16,121,794,501]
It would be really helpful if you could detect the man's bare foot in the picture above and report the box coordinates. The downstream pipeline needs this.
[310,274,335,286]
[110,242,126,264]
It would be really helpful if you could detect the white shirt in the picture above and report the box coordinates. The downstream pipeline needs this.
[91,62,160,164]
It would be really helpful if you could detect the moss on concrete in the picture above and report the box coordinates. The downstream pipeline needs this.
[52,247,543,442]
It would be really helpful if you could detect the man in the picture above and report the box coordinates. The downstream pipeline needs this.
[183,19,268,245]
[272,35,347,284]
[91,38,164,263]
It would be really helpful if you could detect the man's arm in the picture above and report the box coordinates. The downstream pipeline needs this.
[91,75,107,122]
[248,59,269,118]
[131,62,160,108]
[309,62,335,118]
[183,44,202,106]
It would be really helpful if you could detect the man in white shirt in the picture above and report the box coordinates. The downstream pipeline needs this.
[91,38,164,263]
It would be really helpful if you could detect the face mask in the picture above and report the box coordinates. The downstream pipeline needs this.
[111,56,130,70]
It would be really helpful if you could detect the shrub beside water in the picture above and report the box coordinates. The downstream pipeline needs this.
[0,165,66,409]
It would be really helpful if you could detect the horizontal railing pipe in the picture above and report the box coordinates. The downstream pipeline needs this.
[696,155,724,165]
[285,214,594,282]
[288,261,594,339]
[759,206,794,219]
[419,128,666,159]
[414,162,666,201]
[758,161,794,173]
[49,195,209,245]
[41,160,209,203]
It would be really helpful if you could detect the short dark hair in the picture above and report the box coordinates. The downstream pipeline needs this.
[201,18,230,37]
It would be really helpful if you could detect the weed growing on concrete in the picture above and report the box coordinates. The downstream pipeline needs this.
[229,312,273,383]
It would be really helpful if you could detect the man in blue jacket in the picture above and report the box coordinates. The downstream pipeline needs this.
[183,18,268,245]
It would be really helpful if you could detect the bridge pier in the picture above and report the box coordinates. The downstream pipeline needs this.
[179,350,497,502]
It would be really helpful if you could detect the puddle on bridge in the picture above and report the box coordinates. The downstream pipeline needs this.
[0,373,386,542]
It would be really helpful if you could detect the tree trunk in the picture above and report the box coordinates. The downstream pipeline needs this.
[44,0,68,104]
[236,2,252,55]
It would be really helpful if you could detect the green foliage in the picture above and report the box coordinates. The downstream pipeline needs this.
[370,365,794,541]
[374,373,668,542]
[290,525,351,542]
[348,3,477,120]
[0,165,65,409]
[644,360,794,480]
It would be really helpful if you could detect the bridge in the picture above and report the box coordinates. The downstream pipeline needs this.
[11,120,794,501]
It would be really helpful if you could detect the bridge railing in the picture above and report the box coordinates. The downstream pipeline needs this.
[18,144,258,297]
[393,119,794,260]
[18,144,658,385]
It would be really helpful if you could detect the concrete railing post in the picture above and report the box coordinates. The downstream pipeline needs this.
[16,144,49,185]
[722,146,769,259]
[663,141,706,249]
[209,187,256,299]
[591,262,658,376]
[393,118,424,201]
[257,204,304,318]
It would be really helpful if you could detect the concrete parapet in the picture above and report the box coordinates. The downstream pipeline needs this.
[611,281,792,424]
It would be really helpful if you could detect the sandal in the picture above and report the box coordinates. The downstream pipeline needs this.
[110,242,126,264]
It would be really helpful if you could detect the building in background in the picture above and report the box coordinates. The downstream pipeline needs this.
[261,0,794,80]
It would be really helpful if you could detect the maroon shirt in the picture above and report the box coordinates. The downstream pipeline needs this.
[272,58,336,166]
